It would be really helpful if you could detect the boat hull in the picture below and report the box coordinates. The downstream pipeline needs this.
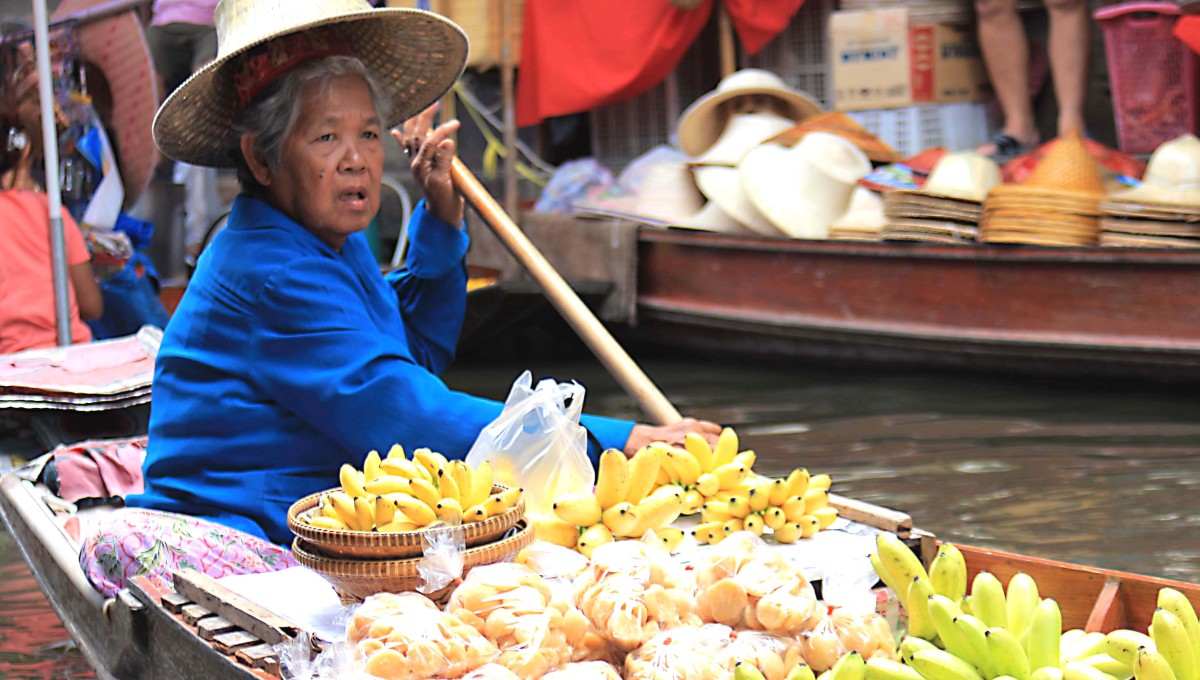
[636,230,1200,379]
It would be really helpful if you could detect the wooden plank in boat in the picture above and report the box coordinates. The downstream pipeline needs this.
[829,493,912,536]
[197,615,239,641]
[213,630,262,655]
[236,643,281,676]
[182,603,213,626]
[174,570,299,645]
[162,591,191,614]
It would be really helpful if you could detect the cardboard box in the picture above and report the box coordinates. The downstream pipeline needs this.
[830,8,989,111]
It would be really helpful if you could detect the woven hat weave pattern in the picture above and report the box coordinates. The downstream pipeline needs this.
[153,0,468,168]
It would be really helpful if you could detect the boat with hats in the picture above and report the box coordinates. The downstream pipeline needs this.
[468,127,1200,381]
[4,445,1200,679]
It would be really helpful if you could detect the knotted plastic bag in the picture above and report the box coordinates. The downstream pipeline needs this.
[466,371,594,518]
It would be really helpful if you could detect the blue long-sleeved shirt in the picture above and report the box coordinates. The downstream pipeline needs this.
[127,195,634,543]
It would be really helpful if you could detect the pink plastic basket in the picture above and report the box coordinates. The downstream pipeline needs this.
[1095,2,1200,154]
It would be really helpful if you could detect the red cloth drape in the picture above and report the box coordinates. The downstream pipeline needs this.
[516,0,805,128]
[1176,16,1200,55]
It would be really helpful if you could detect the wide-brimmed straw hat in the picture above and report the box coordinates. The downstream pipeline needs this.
[690,111,795,166]
[1109,134,1200,208]
[154,0,469,168]
[739,131,872,239]
[692,165,780,236]
[676,68,822,158]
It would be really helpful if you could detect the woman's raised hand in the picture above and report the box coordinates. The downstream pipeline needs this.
[623,418,722,457]
[391,104,464,226]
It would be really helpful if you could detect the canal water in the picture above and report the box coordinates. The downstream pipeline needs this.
[2,354,1198,676]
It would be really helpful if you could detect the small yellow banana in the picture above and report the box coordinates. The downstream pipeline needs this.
[632,491,684,536]
[733,450,757,470]
[435,497,463,523]
[655,526,686,553]
[763,506,787,530]
[623,447,661,504]
[723,518,744,534]
[468,460,494,509]
[449,461,473,506]
[378,457,422,480]
[533,517,580,548]
[693,521,727,544]
[385,444,405,460]
[436,466,461,504]
[812,506,839,529]
[488,487,522,513]
[364,475,413,496]
[701,501,733,523]
[595,449,631,509]
[695,472,720,497]
[668,450,702,486]
[799,515,820,538]
[374,495,397,526]
[306,515,348,530]
[393,494,437,526]
[412,448,447,478]
[713,427,739,467]
[408,478,442,510]
[727,495,753,519]
[714,462,747,490]
[339,464,368,499]
[748,486,772,512]
[463,504,490,523]
[682,488,706,515]
[553,493,602,526]
[809,473,832,491]
[773,521,803,544]
[576,524,613,558]
[743,513,765,536]
[362,450,383,482]
[328,491,358,528]
[683,433,716,473]
[601,502,640,537]
[803,488,830,513]
[784,467,810,497]
[353,496,375,531]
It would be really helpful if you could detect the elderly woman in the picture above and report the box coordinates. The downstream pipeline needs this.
[81,1,716,595]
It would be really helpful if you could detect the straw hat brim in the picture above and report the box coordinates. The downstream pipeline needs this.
[677,86,823,158]
[1108,183,1200,209]
[154,9,468,168]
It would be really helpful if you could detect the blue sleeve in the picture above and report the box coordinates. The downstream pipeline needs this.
[250,255,503,459]
[581,413,636,465]
[383,200,470,375]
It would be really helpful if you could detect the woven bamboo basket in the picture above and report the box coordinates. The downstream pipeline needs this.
[292,520,535,604]
[287,484,524,560]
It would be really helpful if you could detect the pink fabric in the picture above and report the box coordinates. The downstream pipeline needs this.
[53,437,147,503]
[80,507,299,598]
[0,190,92,355]
[150,0,219,27]
[0,334,154,395]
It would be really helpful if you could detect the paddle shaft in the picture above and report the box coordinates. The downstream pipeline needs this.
[450,157,683,426]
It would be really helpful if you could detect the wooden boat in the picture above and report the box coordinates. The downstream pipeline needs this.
[3,459,1199,678]
[466,216,1200,380]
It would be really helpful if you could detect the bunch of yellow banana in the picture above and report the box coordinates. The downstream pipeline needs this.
[1105,586,1200,680]
[298,445,521,532]
[535,447,687,558]
[639,428,758,515]
[691,467,837,545]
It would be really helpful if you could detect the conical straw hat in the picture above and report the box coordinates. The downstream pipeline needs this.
[689,111,796,166]
[1109,134,1200,208]
[676,68,822,158]
[693,165,781,236]
[153,0,468,167]
[1020,129,1107,198]
[739,132,872,239]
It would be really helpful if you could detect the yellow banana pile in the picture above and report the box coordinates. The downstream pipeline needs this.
[692,467,838,545]
[536,447,687,558]
[298,445,522,532]
[869,533,1189,680]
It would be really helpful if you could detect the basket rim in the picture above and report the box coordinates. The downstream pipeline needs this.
[287,482,522,549]
[291,520,534,575]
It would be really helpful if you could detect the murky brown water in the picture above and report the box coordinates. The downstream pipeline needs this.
[2,355,1198,676]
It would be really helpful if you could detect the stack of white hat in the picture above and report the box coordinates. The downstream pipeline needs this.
[1099,134,1200,248]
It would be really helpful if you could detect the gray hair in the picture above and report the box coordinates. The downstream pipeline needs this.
[231,55,392,198]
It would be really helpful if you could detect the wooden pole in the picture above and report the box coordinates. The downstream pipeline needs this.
[717,2,736,77]
[450,158,683,426]
[500,0,518,218]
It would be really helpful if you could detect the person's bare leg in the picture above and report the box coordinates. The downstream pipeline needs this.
[1045,0,1089,136]
[976,0,1039,153]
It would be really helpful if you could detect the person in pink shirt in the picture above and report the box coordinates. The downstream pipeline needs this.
[0,44,102,354]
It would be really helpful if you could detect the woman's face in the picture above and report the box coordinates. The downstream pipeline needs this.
[266,74,383,250]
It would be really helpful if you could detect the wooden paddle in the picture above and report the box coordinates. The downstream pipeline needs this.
[450,158,912,534]
[451,157,683,425]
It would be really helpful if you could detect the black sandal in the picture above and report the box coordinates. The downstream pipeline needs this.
[982,133,1034,164]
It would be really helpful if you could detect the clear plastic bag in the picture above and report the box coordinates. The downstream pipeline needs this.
[799,607,898,671]
[445,563,572,678]
[541,660,624,679]
[346,592,499,679]
[573,540,701,651]
[466,371,594,518]
[693,531,821,635]
[624,625,735,680]
[717,630,807,680]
